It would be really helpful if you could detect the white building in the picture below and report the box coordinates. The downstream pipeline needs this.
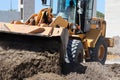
[105,0,120,37]
[0,0,35,22]
[93,0,97,17]
[18,0,35,21]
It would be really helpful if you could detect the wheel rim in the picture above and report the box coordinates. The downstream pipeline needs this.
[98,44,105,61]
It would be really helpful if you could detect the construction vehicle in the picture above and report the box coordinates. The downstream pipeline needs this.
[0,0,113,66]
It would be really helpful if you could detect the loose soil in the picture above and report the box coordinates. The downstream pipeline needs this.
[26,62,120,80]
[0,40,61,80]
[0,38,120,80]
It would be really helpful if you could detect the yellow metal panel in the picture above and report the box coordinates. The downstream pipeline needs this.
[49,16,68,28]
[71,34,85,40]
[4,23,45,34]
[85,29,102,48]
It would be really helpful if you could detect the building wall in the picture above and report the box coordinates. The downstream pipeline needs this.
[105,0,120,37]
[18,0,35,21]
[93,0,97,17]
[23,0,35,21]
[0,11,20,22]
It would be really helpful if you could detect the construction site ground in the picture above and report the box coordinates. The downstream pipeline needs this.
[0,38,120,80]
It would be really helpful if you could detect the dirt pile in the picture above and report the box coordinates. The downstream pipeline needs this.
[105,64,120,78]
[0,38,120,80]
[26,62,120,80]
[25,73,64,80]
[0,40,61,80]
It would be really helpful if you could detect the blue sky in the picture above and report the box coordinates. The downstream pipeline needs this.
[97,0,105,13]
[0,0,105,13]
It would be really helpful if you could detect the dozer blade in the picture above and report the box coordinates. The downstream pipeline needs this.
[0,23,69,77]
[0,23,69,54]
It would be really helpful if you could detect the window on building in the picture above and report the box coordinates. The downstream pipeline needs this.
[21,8,23,20]
[21,0,23,4]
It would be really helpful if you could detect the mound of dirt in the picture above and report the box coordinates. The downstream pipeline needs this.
[0,37,120,80]
[65,62,117,80]
[25,73,64,80]
[0,40,61,80]
[105,64,120,78]
[26,62,120,80]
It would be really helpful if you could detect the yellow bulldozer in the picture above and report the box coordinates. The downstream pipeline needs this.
[0,0,113,65]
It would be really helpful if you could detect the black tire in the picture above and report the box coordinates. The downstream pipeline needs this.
[65,39,84,63]
[88,36,107,64]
